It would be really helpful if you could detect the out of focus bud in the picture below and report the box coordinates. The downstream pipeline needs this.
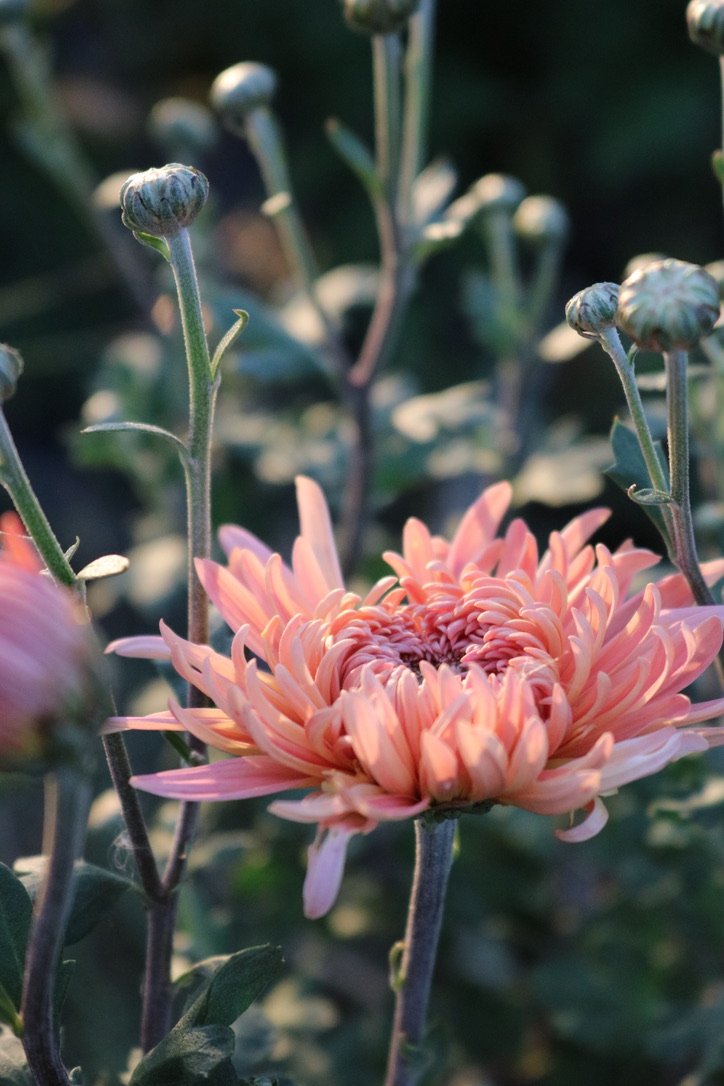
[148,98,217,159]
[622,252,667,279]
[119,163,209,238]
[0,0,29,26]
[616,258,720,351]
[687,0,724,54]
[0,515,104,767]
[513,195,569,245]
[210,62,278,136]
[469,173,526,216]
[0,343,23,402]
[341,0,419,34]
[565,282,620,340]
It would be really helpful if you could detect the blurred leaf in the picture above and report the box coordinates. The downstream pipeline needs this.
[324,118,382,201]
[178,946,284,1030]
[0,1028,33,1084]
[0,865,32,1023]
[129,1024,237,1086]
[14,858,133,946]
[604,418,670,538]
[76,553,129,581]
[411,159,457,227]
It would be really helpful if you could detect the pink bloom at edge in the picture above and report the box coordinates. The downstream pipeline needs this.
[107,478,724,918]
[0,513,95,761]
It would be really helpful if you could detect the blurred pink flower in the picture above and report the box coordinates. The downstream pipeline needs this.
[0,513,94,761]
[108,480,724,917]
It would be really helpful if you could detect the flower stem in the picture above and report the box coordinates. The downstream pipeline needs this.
[0,408,77,589]
[21,767,93,1086]
[384,818,456,1086]
[373,32,402,206]
[397,0,436,229]
[137,227,216,1052]
[663,348,716,608]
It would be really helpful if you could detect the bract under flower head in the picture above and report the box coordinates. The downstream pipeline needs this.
[0,514,99,764]
[108,479,724,918]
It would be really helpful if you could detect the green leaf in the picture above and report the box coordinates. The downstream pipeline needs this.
[210,309,249,379]
[76,554,129,582]
[604,418,670,539]
[178,946,284,1030]
[0,865,33,1019]
[81,421,188,456]
[325,118,383,201]
[14,858,133,946]
[0,1028,33,1084]
[132,231,171,261]
[129,1024,237,1086]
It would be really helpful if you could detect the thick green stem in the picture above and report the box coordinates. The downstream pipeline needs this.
[137,228,216,1052]
[0,408,76,588]
[384,818,455,1086]
[397,0,436,229]
[21,767,93,1086]
[598,328,675,557]
[663,348,716,608]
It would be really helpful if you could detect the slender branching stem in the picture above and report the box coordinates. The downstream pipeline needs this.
[663,348,716,608]
[373,33,402,205]
[21,767,93,1086]
[397,0,436,228]
[384,818,456,1086]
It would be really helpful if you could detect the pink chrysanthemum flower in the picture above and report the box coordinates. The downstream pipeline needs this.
[0,513,96,761]
[108,479,724,917]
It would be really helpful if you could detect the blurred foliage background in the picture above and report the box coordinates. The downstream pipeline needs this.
[2,1,724,1084]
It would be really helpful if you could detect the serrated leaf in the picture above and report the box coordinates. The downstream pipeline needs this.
[0,1028,33,1084]
[325,118,382,201]
[129,1024,237,1086]
[132,231,171,262]
[82,421,188,456]
[14,858,133,946]
[76,554,129,582]
[0,865,33,1018]
[179,946,284,1031]
[604,419,670,539]
[210,309,249,379]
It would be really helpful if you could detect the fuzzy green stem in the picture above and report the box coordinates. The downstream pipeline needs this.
[0,408,76,588]
[598,328,675,556]
[663,348,716,608]
[138,227,216,1052]
[397,0,436,229]
[384,818,455,1086]
[373,33,402,205]
[21,767,93,1086]
[719,56,724,216]
[244,107,347,376]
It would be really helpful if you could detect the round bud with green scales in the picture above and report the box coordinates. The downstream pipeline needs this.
[0,344,23,402]
[687,0,724,54]
[341,0,419,34]
[616,258,720,351]
[119,163,209,238]
[565,283,620,340]
[210,63,278,136]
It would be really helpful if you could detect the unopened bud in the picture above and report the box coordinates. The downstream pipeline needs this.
[469,173,526,215]
[687,0,724,54]
[120,163,209,238]
[148,98,217,158]
[210,62,277,136]
[616,258,720,351]
[513,195,569,245]
[341,0,419,34]
[0,343,23,402]
[565,283,620,340]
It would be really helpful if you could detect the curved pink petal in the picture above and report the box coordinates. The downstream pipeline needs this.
[131,756,316,801]
[303,825,354,919]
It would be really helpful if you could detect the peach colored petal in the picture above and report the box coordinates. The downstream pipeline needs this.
[303,826,354,919]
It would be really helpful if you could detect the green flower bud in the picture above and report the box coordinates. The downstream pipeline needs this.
[147,98,217,157]
[513,195,569,245]
[0,0,28,26]
[616,258,720,351]
[687,0,724,54]
[0,343,23,401]
[210,62,278,136]
[119,163,209,238]
[341,0,419,34]
[565,283,620,340]
[469,173,526,215]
